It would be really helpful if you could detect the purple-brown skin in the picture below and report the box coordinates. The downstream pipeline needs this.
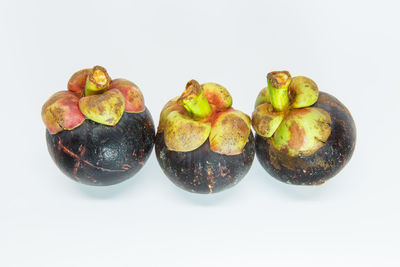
[255,92,356,185]
[43,66,154,185]
[156,80,255,194]
[156,132,255,193]
[47,109,155,186]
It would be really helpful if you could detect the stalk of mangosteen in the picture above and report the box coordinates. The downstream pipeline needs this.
[252,71,356,185]
[156,80,255,194]
[42,66,155,186]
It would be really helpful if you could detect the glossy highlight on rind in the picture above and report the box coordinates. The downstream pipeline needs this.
[46,109,155,186]
[255,92,356,185]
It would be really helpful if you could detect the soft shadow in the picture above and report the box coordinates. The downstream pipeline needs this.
[166,181,244,206]
[252,163,332,201]
[72,168,150,199]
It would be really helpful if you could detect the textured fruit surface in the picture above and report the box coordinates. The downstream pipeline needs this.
[156,132,255,193]
[46,109,155,186]
[255,92,356,185]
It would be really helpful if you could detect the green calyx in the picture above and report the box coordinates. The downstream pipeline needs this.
[289,76,319,108]
[252,71,331,157]
[84,65,111,96]
[177,80,212,120]
[252,103,284,138]
[272,107,331,157]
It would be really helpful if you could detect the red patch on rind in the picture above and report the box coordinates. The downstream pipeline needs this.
[41,91,85,134]
[67,69,91,97]
[204,91,226,111]
[110,79,145,113]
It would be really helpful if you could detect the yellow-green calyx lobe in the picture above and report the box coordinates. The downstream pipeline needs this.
[289,76,319,108]
[267,71,291,112]
[157,97,186,133]
[79,89,125,126]
[252,103,284,138]
[177,80,212,120]
[209,109,251,155]
[164,111,211,152]
[272,108,331,157]
[254,86,271,108]
[85,65,111,96]
[159,80,250,155]
[41,91,85,134]
[201,83,232,111]
[252,71,332,157]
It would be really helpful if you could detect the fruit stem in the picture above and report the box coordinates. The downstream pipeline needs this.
[177,80,212,120]
[267,71,292,112]
[85,66,111,96]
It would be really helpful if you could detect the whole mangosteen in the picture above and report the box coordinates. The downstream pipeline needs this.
[252,71,356,185]
[41,66,155,186]
[155,80,255,194]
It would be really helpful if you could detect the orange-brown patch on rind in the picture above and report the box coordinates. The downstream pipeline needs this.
[164,111,211,152]
[78,89,125,126]
[287,121,306,150]
[272,107,331,157]
[201,83,232,111]
[67,68,91,96]
[110,78,145,113]
[41,91,85,134]
[209,109,251,155]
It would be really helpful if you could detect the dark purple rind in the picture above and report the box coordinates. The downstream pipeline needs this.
[255,92,356,185]
[155,132,255,194]
[46,108,155,186]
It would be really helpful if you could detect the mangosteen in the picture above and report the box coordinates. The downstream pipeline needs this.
[155,80,255,194]
[41,66,155,186]
[252,71,356,185]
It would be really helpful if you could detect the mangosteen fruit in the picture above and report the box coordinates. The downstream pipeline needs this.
[252,71,356,185]
[42,66,155,186]
[155,80,255,194]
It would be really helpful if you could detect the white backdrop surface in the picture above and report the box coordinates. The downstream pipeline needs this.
[0,0,399,266]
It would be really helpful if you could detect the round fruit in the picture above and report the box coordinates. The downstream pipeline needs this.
[156,80,255,193]
[252,71,356,185]
[42,66,154,185]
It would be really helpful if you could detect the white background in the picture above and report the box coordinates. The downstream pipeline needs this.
[1,0,399,266]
